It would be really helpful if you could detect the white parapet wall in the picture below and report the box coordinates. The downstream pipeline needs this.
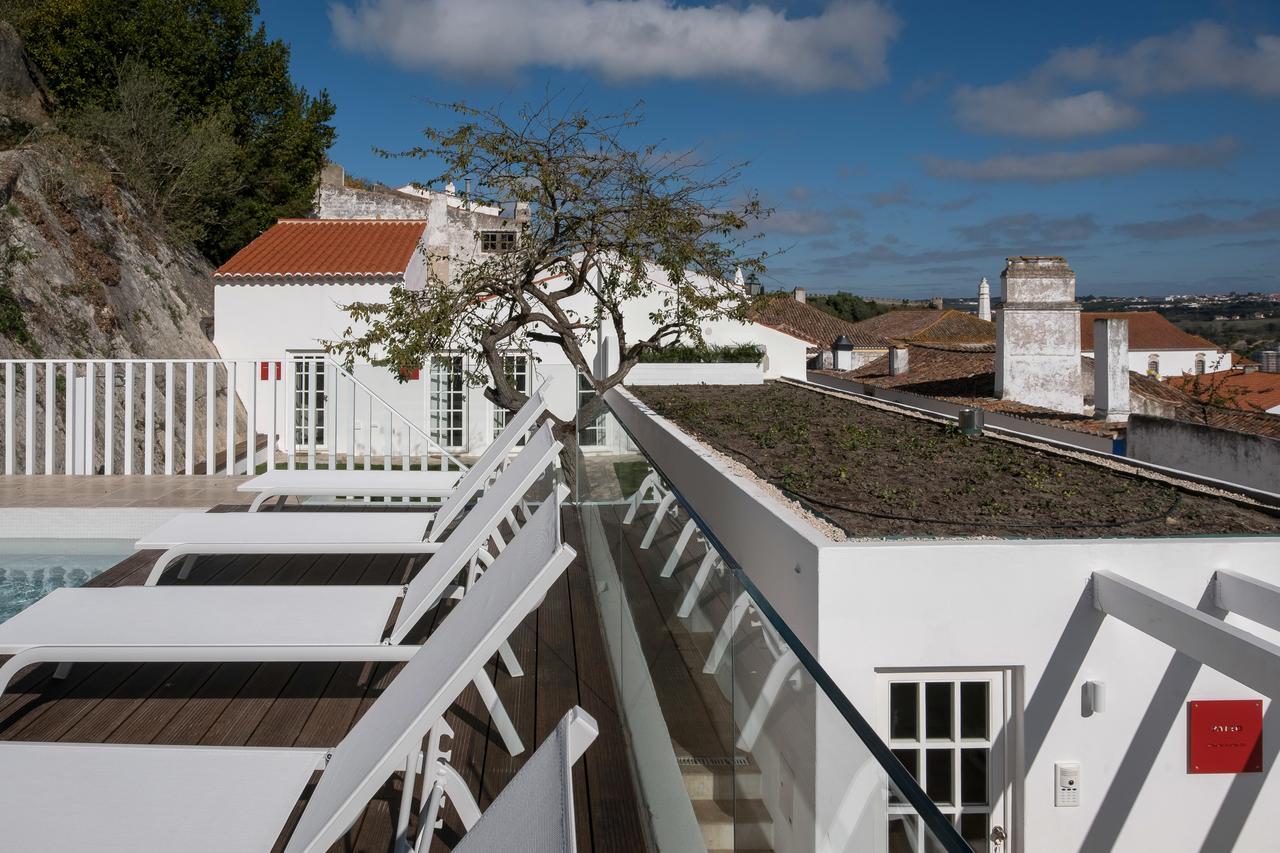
[623,362,764,386]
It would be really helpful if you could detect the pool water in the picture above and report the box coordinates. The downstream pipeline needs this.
[0,539,135,623]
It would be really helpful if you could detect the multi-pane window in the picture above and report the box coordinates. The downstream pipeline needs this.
[578,373,606,447]
[1147,354,1160,377]
[292,355,326,447]
[1195,353,1206,375]
[493,354,529,439]
[430,355,465,449]
[480,230,516,253]
[883,673,1006,852]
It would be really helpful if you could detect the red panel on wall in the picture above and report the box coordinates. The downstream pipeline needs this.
[259,361,281,381]
[1188,700,1263,774]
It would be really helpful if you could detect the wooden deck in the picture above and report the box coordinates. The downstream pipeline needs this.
[0,507,647,852]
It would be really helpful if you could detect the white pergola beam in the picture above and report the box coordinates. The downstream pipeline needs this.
[1214,570,1280,634]
[1092,570,1280,698]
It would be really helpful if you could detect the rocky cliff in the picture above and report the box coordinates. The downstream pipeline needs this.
[0,21,218,362]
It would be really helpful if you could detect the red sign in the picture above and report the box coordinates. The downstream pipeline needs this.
[259,361,282,381]
[1188,700,1263,774]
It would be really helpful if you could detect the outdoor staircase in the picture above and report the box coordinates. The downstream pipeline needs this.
[679,756,774,852]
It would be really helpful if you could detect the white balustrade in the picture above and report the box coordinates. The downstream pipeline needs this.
[0,358,463,478]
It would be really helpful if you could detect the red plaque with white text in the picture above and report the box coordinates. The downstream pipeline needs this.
[1188,700,1263,774]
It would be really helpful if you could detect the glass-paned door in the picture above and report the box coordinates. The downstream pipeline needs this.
[578,372,606,447]
[493,353,529,438]
[430,355,465,449]
[881,671,1010,853]
[292,354,327,447]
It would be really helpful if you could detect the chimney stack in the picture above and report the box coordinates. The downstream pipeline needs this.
[832,335,854,371]
[1093,318,1130,422]
[977,277,991,322]
[889,345,910,376]
[994,256,1082,413]
[793,287,806,303]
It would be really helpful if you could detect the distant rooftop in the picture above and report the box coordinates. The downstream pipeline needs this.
[1170,368,1280,413]
[1080,311,1220,352]
[214,219,426,280]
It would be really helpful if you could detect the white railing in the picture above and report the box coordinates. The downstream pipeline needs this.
[0,358,464,476]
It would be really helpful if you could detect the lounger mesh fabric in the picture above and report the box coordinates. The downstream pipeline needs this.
[452,710,581,853]
[422,387,548,540]
[390,423,558,642]
[284,495,572,853]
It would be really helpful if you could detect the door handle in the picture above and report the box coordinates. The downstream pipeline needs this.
[991,825,1007,847]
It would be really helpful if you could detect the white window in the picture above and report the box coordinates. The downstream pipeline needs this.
[880,671,1011,852]
[292,354,326,448]
[1147,354,1160,377]
[578,373,606,447]
[493,353,529,439]
[429,355,465,449]
[1195,353,1206,375]
[480,230,516,253]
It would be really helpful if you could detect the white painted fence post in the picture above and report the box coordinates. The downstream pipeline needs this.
[163,361,174,475]
[23,361,33,475]
[143,362,154,476]
[225,361,236,476]
[247,360,257,474]
[123,362,134,475]
[3,362,12,475]
[286,358,296,471]
[64,361,74,474]
[307,359,317,470]
[204,362,215,476]
[269,360,278,472]
[43,361,54,474]
[184,362,194,475]
[85,361,95,475]
[103,362,114,476]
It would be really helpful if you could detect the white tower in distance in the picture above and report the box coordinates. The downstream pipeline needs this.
[977,277,991,322]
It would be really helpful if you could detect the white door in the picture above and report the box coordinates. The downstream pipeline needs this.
[879,671,1012,852]
[291,354,327,449]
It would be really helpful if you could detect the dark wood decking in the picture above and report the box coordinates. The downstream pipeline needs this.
[0,507,647,852]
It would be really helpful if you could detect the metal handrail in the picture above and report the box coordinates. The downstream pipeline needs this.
[600,395,975,853]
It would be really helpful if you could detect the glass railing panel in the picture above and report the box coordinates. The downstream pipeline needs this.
[572,379,973,853]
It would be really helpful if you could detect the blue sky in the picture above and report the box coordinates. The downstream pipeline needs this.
[259,0,1280,297]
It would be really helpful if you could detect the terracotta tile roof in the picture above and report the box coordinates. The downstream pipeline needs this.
[746,296,866,349]
[1169,369,1280,412]
[845,309,996,348]
[1172,405,1280,439]
[1080,311,1220,352]
[215,219,426,280]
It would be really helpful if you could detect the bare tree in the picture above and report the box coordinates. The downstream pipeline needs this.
[327,99,768,440]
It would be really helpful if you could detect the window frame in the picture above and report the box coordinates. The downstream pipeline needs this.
[480,230,517,254]
[492,352,530,439]
[290,353,328,449]
[429,354,466,450]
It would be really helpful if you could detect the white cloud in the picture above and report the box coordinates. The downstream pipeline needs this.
[952,85,1141,138]
[924,137,1236,183]
[950,22,1280,139]
[329,0,900,91]
[1043,22,1280,97]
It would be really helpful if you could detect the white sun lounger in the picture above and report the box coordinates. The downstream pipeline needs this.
[136,420,559,584]
[0,507,584,853]
[0,450,566,756]
[238,383,549,511]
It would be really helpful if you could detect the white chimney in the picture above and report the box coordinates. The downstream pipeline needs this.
[1093,317,1130,422]
[889,345,910,376]
[793,287,806,304]
[994,256,1082,413]
[977,277,991,322]
[832,335,854,371]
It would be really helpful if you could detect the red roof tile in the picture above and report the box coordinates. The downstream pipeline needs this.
[1170,369,1280,412]
[747,296,866,348]
[845,309,995,348]
[1080,312,1220,352]
[215,220,426,279]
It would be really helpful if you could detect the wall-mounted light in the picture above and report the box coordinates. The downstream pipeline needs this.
[1082,681,1106,716]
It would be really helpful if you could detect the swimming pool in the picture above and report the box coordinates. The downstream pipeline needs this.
[0,539,135,623]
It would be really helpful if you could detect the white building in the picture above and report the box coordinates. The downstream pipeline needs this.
[212,204,809,460]
[1079,311,1231,379]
